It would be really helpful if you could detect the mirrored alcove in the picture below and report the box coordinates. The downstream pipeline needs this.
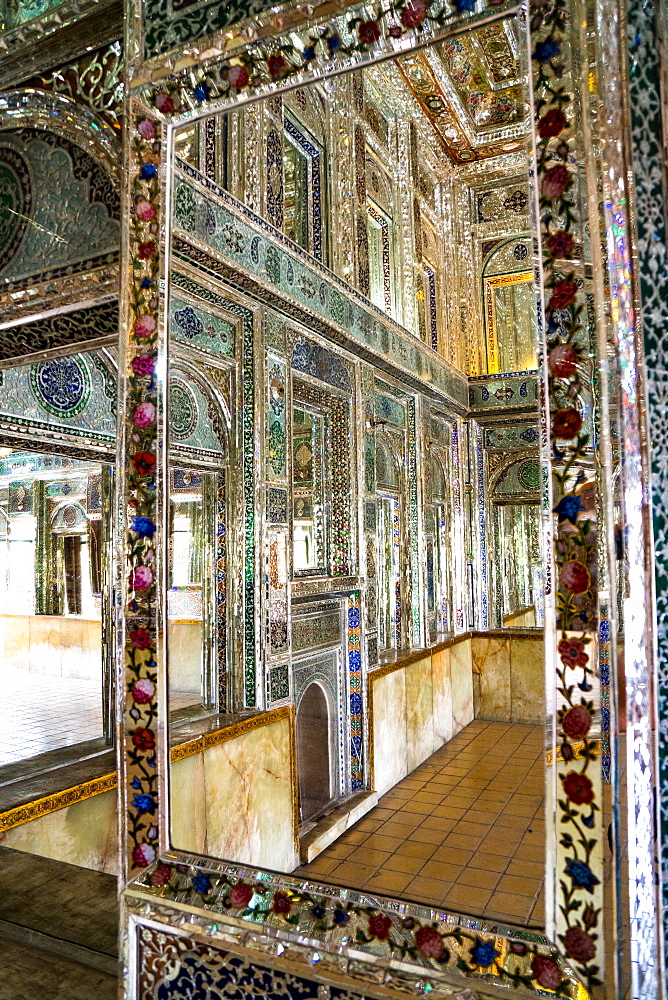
[165,11,557,930]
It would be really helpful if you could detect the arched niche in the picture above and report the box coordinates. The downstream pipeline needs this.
[296,680,334,824]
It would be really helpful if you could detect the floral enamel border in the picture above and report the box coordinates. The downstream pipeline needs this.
[119,0,612,992]
[130,857,581,995]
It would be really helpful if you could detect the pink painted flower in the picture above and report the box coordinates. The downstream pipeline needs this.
[227,64,250,89]
[132,354,156,377]
[134,314,157,339]
[414,924,444,958]
[358,19,381,44]
[136,198,156,222]
[562,925,596,963]
[133,402,156,428]
[229,882,254,908]
[132,678,156,705]
[562,705,592,739]
[137,119,156,140]
[401,0,427,28]
[541,163,570,200]
[130,565,154,591]
[150,863,173,887]
[549,279,579,311]
[530,954,562,990]
[267,54,287,78]
[549,343,578,378]
[138,240,156,259]
[132,843,156,868]
[560,560,591,594]
[130,628,152,650]
[154,92,174,113]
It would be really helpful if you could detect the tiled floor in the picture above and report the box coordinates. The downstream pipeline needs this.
[295,720,545,927]
[0,668,103,767]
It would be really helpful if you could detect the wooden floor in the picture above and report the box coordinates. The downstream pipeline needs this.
[0,938,118,1000]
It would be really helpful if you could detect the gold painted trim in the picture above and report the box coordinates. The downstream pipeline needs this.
[0,707,296,833]
[0,773,117,834]
[546,741,603,766]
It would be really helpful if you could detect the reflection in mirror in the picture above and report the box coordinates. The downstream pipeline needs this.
[0,449,110,768]
[167,16,551,930]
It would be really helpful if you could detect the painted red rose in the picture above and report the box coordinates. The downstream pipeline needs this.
[549,343,578,378]
[227,65,250,89]
[267,54,286,78]
[131,727,155,750]
[230,882,254,908]
[272,891,291,914]
[549,279,579,311]
[150,863,173,887]
[541,163,570,199]
[359,20,381,44]
[552,408,583,439]
[562,705,592,739]
[537,108,568,139]
[138,241,156,259]
[562,926,596,963]
[154,92,174,113]
[530,954,563,990]
[414,925,443,958]
[547,230,574,257]
[560,560,591,594]
[558,636,588,667]
[130,627,152,650]
[400,0,427,28]
[132,451,156,477]
[563,770,594,804]
[368,914,392,940]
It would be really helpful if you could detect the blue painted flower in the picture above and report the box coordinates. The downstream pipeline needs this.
[452,0,475,11]
[193,82,210,102]
[132,793,157,815]
[132,777,142,790]
[582,811,595,829]
[139,163,158,180]
[554,494,584,525]
[327,34,342,51]
[565,859,600,891]
[192,871,212,894]
[310,905,326,919]
[132,516,157,538]
[333,908,349,926]
[302,45,316,62]
[350,693,362,714]
[348,607,360,628]
[534,37,560,63]
[348,650,361,671]
[470,938,500,967]
[141,277,153,289]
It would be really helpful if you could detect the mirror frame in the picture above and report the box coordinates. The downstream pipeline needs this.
[117,0,663,995]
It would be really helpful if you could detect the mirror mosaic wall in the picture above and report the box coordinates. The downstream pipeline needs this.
[0,0,666,999]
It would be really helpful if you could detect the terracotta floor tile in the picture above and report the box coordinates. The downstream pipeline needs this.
[404,876,452,904]
[442,832,483,851]
[418,859,464,882]
[383,853,425,875]
[505,859,544,879]
[412,826,447,845]
[330,862,377,883]
[363,834,404,853]
[486,891,534,921]
[455,866,500,890]
[424,846,473,867]
[444,884,493,912]
[496,874,541,897]
[352,848,391,867]
[363,870,413,894]
[339,830,368,846]
[395,840,437,859]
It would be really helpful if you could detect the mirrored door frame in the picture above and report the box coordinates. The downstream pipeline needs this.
[118,0,663,996]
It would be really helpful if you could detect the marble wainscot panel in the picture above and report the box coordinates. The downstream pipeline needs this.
[371,667,408,796]
[431,646,453,748]
[450,637,474,731]
[471,634,511,721]
[171,714,298,871]
[405,655,434,771]
[0,615,102,680]
[0,789,119,874]
[509,635,544,724]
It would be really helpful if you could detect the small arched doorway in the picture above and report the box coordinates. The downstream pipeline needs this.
[296,682,332,824]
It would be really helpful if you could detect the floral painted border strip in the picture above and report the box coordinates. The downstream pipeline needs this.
[529,0,603,987]
[131,859,579,996]
[120,104,166,875]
